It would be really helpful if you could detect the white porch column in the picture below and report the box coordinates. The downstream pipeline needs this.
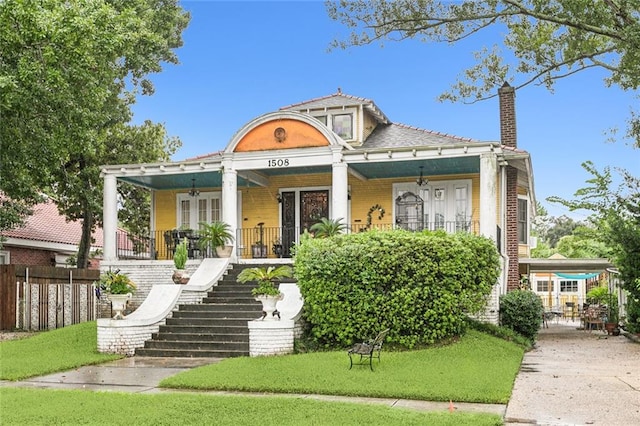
[331,148,349,226]
[103,174,118,261]
[479,153,498,241]
[222,158,238,259]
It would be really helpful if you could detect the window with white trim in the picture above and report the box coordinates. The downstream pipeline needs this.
[308,107,357,141]
[177,192,221,230]
[536,280,553,292]
[0,251,9,265]
[393,179,472,232]
[560,280,578,292]
[332,113,353,139]
[518,197,528,244]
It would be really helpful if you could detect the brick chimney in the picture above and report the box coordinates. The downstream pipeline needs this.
[498,82,520,291]
[498,82,517,148]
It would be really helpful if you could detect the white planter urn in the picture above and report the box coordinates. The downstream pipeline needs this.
[254,293,284,320]
[107,293,132,319]
[215,245,233,258]
[172,269,190,284]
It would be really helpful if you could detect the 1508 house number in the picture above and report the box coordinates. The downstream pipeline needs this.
[268,159,290,167]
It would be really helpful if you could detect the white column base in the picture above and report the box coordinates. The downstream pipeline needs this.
[248,319,295,357]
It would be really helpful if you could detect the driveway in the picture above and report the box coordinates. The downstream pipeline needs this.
[505,320,640,425]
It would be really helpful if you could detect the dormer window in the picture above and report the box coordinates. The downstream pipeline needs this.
[332,113,353,139]
[308,109,356,141]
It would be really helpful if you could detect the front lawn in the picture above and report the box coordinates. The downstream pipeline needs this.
[161,330,523,404]
[0,387,503,426]
[0,321,122,381]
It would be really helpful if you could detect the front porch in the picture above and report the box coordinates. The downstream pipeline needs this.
[114,220,481,261]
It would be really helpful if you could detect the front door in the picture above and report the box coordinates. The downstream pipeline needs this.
[279,189,330,257]
[280,191,296,257]
[300,190,329,232]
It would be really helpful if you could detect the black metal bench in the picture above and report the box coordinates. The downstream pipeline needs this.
[348,328,390,371]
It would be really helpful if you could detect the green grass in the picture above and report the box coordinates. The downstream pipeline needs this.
[0,323,522,424]
[161,330,524,404]
[0,387,502,426]
[0,321,122,381]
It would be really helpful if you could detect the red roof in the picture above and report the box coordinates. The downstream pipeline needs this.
[1,198,104,247]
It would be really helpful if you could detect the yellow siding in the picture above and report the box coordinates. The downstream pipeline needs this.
[154,190,178,230]
[348,178,394,227]
[154,173,484,233]
[362,111,377,142]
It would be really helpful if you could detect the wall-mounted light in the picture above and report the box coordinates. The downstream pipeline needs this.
[416,166,428,186]
[276,194,282,203]
[189,179,200,197]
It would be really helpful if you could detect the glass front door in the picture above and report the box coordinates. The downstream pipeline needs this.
[300,190,329,232]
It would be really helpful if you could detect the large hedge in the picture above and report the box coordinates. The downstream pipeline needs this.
[499,290,544,341]
[293,230,500,348]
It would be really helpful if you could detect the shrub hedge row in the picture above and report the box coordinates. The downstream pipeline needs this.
[293,230,501,348]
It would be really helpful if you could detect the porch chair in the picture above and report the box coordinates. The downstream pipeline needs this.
[563,302,577,321]
[347,328,390,371]
[163,231,176,258]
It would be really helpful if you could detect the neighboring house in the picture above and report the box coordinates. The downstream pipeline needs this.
[523,253,617,314]
[100,85,536,319]
[0,198,103,268]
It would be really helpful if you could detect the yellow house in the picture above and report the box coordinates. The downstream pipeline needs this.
[101,85,535,297]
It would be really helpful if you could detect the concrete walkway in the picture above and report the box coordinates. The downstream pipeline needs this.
[2,321,639,424]
[505,320,640,425]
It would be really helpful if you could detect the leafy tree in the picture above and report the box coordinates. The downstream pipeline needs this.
[0,0,189,266]
[328,0,640,147]
[549,161,640,299]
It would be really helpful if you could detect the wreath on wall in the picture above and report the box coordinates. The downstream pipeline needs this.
[365,204,385,229]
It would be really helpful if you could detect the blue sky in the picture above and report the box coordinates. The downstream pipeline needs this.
[132,1,639,219]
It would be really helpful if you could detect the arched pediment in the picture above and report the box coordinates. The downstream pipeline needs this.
[226,111,349,153]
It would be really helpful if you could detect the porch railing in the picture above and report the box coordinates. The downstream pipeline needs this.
[115,220,479,260]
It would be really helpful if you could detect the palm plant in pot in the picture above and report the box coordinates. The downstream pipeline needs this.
[237,265,293,320]
[198,221,234,257]
[96,270,137,319]
[172,238,190,284]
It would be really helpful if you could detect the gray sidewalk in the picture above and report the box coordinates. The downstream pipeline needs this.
[3,322,639,424]
[505,320,640,425]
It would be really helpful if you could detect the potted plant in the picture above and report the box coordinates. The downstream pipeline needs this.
[198,221,234,257]
[605,293,620,336]
[172,238,190,284]
[237,265,293,320]
[251,240,267,258]
[96,270,136,319]
[251,222,267,258]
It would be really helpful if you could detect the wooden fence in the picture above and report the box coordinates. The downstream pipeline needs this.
[0,265,100,331]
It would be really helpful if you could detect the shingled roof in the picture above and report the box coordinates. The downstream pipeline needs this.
[280,90,390,124]
[355,122,479,150]
[1,198,104,247]
[282,90,481,149]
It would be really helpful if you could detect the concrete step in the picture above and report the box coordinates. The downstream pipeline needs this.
[142,340,249,352]
[165,317,257,326]
[172,309,261,319]
[157,324,249,334]
[152,332,249,342]
[135,347,248,358]
[135,262,293,359]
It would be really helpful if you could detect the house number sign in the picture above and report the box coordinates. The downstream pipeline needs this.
[267,159,290,167]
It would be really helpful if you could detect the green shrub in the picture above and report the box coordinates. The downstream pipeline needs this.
[499,290,544,341]
[293,229,500,349]
[624,297,640,333]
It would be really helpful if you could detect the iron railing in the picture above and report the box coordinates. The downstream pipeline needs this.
[115,220,480,260]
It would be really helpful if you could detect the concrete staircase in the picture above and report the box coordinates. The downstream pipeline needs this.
[135,264,270,358]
